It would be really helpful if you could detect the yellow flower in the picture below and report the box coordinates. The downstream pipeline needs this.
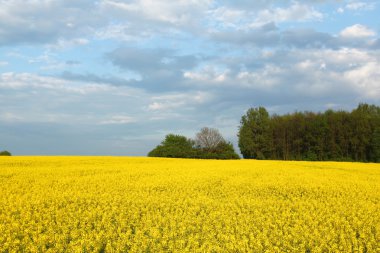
[0,157,379,252]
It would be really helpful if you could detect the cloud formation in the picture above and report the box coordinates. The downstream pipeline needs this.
[340,24,376,38]
[0,0,379,155]
[0,0,103,45]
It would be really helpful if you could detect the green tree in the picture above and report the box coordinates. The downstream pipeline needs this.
[148,134,195,158]
[196,140,240,159]
[148,129,240,160]
[213,141,240,159]
[351,104,373,161]
[194,127,239,159]
[238,107,271,159]
[238,103,379,162]
[371,127,380,162]
[0,150,11,156]
[366,104,380,162]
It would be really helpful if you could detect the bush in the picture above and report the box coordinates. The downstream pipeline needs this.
[148,134,195,158]
[148,130,240,160]
[195,142,240,160]
[0,150,11,156]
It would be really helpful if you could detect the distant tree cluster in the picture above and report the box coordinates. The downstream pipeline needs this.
[0,150,11,156]
[148,127,240,159]
[238,104,380,162]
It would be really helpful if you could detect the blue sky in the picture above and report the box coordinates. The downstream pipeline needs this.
[1,0,379,155]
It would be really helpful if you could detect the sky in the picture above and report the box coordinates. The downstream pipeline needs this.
[0,0,379,156]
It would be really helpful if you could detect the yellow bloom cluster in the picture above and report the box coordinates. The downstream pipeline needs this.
[0,157,379,252]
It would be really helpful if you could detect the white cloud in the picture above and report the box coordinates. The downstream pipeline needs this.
[0,110,97,124]
[95,23,144,41]
[100,0,211,25]
[344,61,380,98]
[0,0,103,46]
[147,92,211,111]
[99,115,137,125]
[340,24,376,38]
[50,38,90,49]
[148,102,169,111]
[28,50,82,71]
[184,66,229,83]
[263,48,380,99]
[0,72,112,94]
[0,72,147,127]
[0,61,8,67]
[207,3,323,32]
[0,112,22,123]
[345,2,375,11]
[336,1,376,14]
[253,3,323,26]
[311,48,373,66]
[207,7,248,29]
[237,65,284,89]
[148,93,189,111]
[147,98,186,111]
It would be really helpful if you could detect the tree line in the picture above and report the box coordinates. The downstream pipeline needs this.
[148,127,240,159]
[238,103,380,162]
[149,103,379,161]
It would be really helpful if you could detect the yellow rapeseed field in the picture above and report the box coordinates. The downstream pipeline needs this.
[0,157,379,252]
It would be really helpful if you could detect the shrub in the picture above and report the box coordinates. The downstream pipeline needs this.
[148,129,240,160]
[0,150,11,156]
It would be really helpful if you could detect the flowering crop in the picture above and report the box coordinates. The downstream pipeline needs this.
[0,157,379,252]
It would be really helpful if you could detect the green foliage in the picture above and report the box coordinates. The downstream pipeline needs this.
[148,130,240,160]
[195,141,240,160]
[371,127,380,163]
[0,150,11,156]
[238,107,271,159]
[148,134,195,158]
[238,104,380,162]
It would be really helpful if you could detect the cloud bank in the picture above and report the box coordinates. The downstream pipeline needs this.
[0,0,379,155]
